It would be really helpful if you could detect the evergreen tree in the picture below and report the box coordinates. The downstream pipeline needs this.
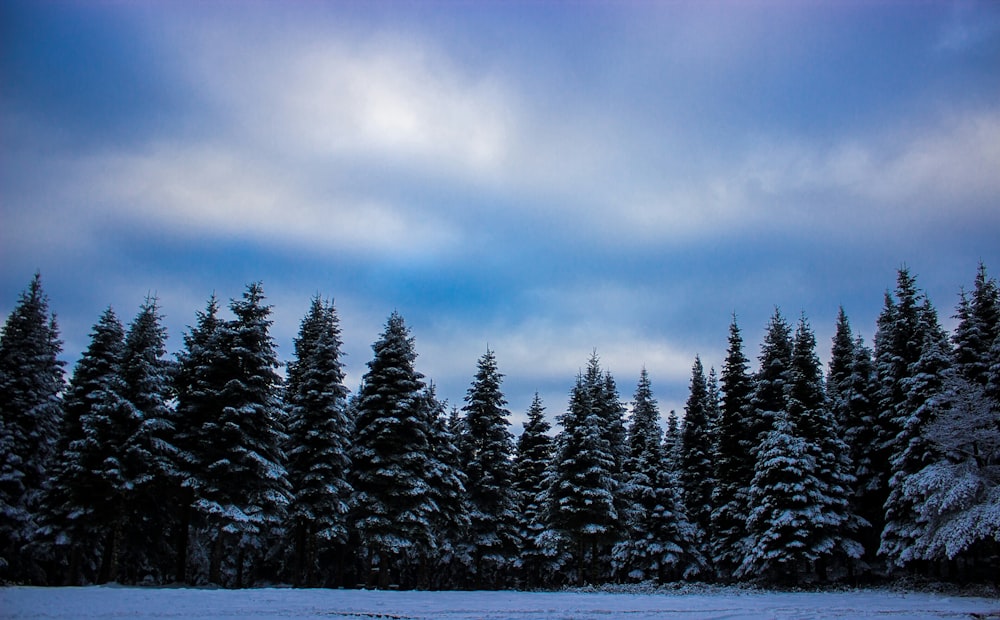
[710,317,754,580]
[880,299,953,569]
[787,314,862,580]
[349,312,436,589]
[952,262,999,387]
[461,348,519,588]
[284,296,352,587]
[115,297,179,583]
[749,308,794,446]
[173,295,226,584]
[420,386,471,589]
[196,283,290,587]
[35,308,124,585]
[827,309,880,565]
[546,354,621,585]
[0,274,64,581]
[680,356,714,545]
[513,393,554,588]
[616,368,704,582]
[663,409,681,474]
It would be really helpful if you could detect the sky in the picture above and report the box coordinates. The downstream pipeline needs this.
[2,0,1000,427]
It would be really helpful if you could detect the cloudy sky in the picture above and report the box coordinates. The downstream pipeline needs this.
[3,0,999,424]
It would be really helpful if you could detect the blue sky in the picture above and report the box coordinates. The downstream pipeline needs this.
[3,0,1000,425]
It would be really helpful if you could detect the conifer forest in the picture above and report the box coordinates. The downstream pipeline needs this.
[1,264,999,590]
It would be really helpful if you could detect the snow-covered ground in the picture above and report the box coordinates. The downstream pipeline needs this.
[2,586,998,619]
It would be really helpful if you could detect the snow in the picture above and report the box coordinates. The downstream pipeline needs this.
[2,587,998,620]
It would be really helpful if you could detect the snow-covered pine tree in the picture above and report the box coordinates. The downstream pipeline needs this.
[663,409,681,475]
[787,315,862,581]
[880,298,951,571]
[680,356,714,550]
[749,308,794,447]
[0,274,64,581]
[173,295,227,584]
[872,268,926,556]
[952,262,999,388]
[546,354,621,585]
[737,408,823,585]
[616,368,704,582]
[115,297,179,583]
[419,385,471,589]
[710,317,754,580]
[349,312,436,589]
[196,283,290,587]
[284,296,352,587]
[513,393,554,588]
[34,308,124,585]
[461,348,519,588]
[827,308,880,566]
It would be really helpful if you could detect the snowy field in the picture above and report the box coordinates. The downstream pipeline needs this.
[2,586,998,619]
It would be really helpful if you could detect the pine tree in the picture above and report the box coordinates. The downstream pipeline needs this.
[513,393,554,588]
[173,295,227,584]
[35,308,124,585]
[787,314,862,581]
[680,356,714,547]
[749,308,793,446]
[827,309,880,565]
[349,312,436,589]
[284,296,352,587]
[546,354,621,585]
[420,386,471,589]
[461,348,519,588]
[710,317,754,580]
[115,297,179,583]
[616,368,704,582]
[196,283,290,587]
[0,274,64,581]
[880,298,952,570]
[952,262,999,388]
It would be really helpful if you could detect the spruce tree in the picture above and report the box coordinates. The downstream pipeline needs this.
[513,393,554,588]
[680,356,714,546]
[880,299,952,570]
[0,274,64,581]
[749,308,794,446]
[546,354,621,585]
[461,348,519,588]
[116,297,179,583]
[827,309,880,565]
[349,312,436,589]
[35,308,124,584]
[284,296,352,587]
[616,368,704,582]
[710,317,754,580]
[952,262,999,388]
[196,283,290,587]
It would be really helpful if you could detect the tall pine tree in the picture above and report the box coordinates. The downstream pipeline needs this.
[513,393,554,588]
[680,356,714,549]
[0,274,64,581]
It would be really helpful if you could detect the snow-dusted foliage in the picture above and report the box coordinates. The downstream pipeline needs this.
[283,296,352,587]
[461,348,520,588]
[513,393,555,587]
[679,357,713,550]
[0,274,64,581]
[349,312,436,589]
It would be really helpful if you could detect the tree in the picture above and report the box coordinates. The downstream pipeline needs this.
[284,296,352,587]
[461,348,519,588]
[615,368,704,582]
[710,317,754,580]
[195,283,290,587]
[0,274,64,581]
[35,308,124,585]
[827,308,880,565]
[680,356,714,546]
[546,354,621,585]
[787,314,862,580]
[513,393,554,588]
[952,262,999,387]
[349,312,436,589]
[749,308,794,446]
[115,297,179,584]
[880,298,952,570]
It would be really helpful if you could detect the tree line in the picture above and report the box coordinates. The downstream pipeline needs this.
[1,264,998,589]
